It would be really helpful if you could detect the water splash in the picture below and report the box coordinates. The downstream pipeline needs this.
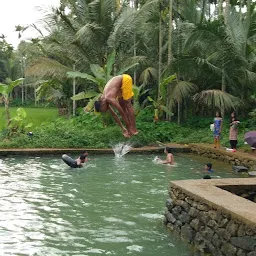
[112,142,132,158]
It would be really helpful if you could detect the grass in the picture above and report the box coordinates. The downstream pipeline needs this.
[0,107,59,131]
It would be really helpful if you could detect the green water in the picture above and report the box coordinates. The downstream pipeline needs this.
[0,153,246,255]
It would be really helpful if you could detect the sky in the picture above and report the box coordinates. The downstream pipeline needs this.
[0,0,60,48]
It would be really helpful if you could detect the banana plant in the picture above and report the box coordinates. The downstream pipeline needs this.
[67,51,139,112]
[147,75,176,121]
[0,78,24,126]
[8,107,33,136]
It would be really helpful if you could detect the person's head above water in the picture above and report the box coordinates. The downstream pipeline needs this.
[80,155,86,160]
[205,163,212,171]
[164,147,172,154]
[81,151,88,157]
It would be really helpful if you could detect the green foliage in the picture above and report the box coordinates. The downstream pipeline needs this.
[0,109,216,148]
[8,108,33,136]
[0,107,58,131]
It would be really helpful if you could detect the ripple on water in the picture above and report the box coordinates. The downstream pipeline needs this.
[95,237,133,243]
[127,244,143,252]
[104,217,136,226]
[131,180,142,184]
[149,188,168,195]
[139,213,163,219]
[84,248,106,254]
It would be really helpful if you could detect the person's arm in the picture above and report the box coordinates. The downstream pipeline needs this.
[76,158,82,167]
[107,99,131,136]
[162,154,174,164]
[108,106,127,133]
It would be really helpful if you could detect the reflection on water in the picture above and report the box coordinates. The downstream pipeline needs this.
[0,153,245,255]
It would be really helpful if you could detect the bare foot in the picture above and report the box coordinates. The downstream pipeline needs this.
[123,131,131,138]
[131,130,139,135]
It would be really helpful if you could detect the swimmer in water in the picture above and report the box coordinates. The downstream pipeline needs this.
[75,151,89,167]
[156,147,175,165]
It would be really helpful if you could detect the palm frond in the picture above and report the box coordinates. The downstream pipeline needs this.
[195,57,222,76]
[71,90,98,101]
[193,89,243,111]
[117,63,139,76]
[139,67,158,84]
[66,71,102,85]
[170,81,198,102]
[26,57,71,80]
[107,7,136,48]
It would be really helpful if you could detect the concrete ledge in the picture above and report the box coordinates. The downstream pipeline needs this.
[190,143,256,170]
[0,144,191,156]
[171,178,256,227]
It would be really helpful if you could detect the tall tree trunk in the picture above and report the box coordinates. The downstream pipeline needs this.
[72,64,76,116]
[221,67,226,117]
[176,1,182,124]
[247,0,251,20]
[167,0,173,66]
[200,0,207,24]
[133,34,137,83]
[166,0,173,121]
[34,86,37,107]
[156,1,164,121]
[25,82,27,101]
[4,98,11,126]
[177,101,181,125]
[21,81,24,105]
[116,0,121,11]
[158,5,163,103]
[224,0,230,25]
[133,1,138,83]
[218,0,223,18]
[239,0,243,21]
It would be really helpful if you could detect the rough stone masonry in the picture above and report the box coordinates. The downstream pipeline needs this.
[164,179,256,256]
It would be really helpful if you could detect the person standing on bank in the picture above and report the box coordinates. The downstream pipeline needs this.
[94,74,138,138]
[229,111,239,151]
[213,111,223,149]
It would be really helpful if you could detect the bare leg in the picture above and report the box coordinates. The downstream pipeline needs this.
[119,99,138,135]
[108,107,131,137]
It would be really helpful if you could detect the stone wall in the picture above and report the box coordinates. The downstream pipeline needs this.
[190,144,256,170]
[164,186,256,256]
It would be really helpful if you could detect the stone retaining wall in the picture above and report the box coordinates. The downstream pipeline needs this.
[190,144,256,170]
[164,180,256,256]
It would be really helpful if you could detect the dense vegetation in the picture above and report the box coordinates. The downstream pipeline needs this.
[0,106,255,150]
[0,0,255,148]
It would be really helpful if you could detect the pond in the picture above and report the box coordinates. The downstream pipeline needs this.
[0,153,245,255]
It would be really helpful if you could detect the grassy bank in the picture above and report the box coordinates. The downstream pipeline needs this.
[0,109,254,151]
[0,107,59,130]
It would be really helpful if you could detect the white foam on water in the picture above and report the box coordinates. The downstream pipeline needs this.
[113,194,122,197]
[139,213,163,219]
[104,217,136,226]
[84,248,105,254]
[95,237,133,243]
[126,245,143,252]
[149,188,167,194]
[131,180,142,184]
[112,142,132,158]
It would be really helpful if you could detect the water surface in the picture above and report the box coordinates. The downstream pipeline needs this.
[0,153,245,255]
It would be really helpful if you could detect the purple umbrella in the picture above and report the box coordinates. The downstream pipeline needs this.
[244,131,256,148]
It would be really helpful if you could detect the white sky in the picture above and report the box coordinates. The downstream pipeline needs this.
[0,0,60,48]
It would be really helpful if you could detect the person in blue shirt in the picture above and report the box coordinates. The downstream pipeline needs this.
[213,111,223,149]
[204,163,214,173]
